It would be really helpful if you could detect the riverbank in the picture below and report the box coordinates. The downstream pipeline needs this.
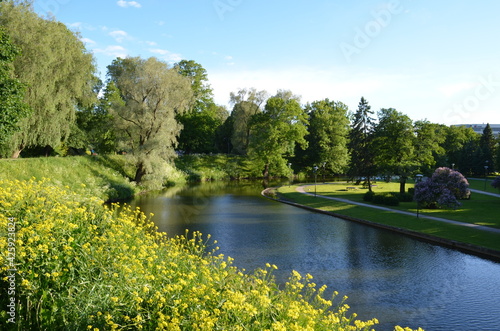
[263,184,500,261]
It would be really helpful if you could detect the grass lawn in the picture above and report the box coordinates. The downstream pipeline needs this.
[468,177,500,194]
[277,182,500,253]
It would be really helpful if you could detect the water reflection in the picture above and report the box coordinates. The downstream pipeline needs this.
[129,181,500,331]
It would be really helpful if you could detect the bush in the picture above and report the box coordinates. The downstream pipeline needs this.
[371,193,400,206]
[414,167,469,209]
[492,176,500,190]
[363,190,375,202]
[396,192,414,202]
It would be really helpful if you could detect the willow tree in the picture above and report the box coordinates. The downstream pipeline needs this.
[229,88,268,155]
[0,1,96,157]
[0,27,30,146]
[107,57,193,184]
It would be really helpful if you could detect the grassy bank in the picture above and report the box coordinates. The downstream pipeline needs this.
[276,183,500,253]
[0,179,423,331]
[0,155,187,201]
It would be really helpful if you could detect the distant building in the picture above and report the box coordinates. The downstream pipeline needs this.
[452,124,500,136]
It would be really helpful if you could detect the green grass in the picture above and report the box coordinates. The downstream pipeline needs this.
[468,177,500,194]
[0,155,138,201]
[277,183,500,252]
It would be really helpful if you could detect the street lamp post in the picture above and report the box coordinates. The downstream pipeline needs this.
[313,166,319,197]
[484,163,489,191]
[415,174,423,218]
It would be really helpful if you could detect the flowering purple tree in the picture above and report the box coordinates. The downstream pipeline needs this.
[492,176,500,190]
[414,167,470,209]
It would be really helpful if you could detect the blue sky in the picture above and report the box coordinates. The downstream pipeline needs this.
[34,0,500,126]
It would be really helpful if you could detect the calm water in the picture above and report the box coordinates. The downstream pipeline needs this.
[130,181,500,331]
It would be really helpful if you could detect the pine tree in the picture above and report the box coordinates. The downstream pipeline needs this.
[480,123,495,173]
[348,97,376,191]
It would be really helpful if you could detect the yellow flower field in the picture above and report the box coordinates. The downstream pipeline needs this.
[0,179,422,330]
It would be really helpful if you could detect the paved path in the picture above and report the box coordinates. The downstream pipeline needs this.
[470,188,500,198]
[296,184,500,234]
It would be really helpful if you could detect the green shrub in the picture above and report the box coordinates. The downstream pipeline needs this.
[396,192,414,202]
[372,193,400,206]
[363,190,375,202]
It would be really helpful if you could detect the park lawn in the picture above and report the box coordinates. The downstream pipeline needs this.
[468,178,499,194]
[277,184,500,252]
[308,182,500,229]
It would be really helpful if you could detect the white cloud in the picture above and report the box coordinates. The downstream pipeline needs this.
[93,45,128,58]
[117,0,141,8]
[149,49,183,62]
[109,30,129,43]
[80,38,96,45]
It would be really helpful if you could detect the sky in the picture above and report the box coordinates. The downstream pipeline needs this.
[33,0,500,126]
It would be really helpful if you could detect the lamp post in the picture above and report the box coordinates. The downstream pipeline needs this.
[484,163,489,191]
[415,174,423,218]
[313,166,319,197]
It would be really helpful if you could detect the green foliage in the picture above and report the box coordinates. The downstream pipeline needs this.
[0,1,97,156]
[300,99,350,174]
[69,80,117,154]
[107,56,193,184]
[373,108,416,193]
[175,154,257,181]
[363,190,375,202]
[348,97,376,189]
[176,104,224,154]
[248,93,308,177]
[372,192,400,206]
[0,27,30,146]
[479,123,496,172]
[413,120,446,175]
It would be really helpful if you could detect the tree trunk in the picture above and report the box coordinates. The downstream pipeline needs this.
[400,177,406,194]
[262,164,269,178]
[134,162,147,183]
[11,149,22,159]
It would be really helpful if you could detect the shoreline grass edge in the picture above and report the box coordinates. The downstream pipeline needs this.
[262,186,500,262]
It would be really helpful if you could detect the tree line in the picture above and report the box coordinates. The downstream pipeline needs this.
[1,1,499,186]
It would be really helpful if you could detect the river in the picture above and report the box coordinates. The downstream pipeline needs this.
[129,180,500,331]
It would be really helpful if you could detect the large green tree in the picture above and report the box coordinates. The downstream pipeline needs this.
[229,88,268,155]
[0,27,30,147]
[479,123,496,173]
[413,121,447,175]
[373,108,416,193]
[107,57,193,184]
[301,99,350,174]
[348,97,376,191]
[248,92,308,177]
[442,126,480,174]
[174,60,227,153]
[0,1,96,157]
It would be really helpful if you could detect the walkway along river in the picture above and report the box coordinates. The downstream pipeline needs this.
[130,181,500,331]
